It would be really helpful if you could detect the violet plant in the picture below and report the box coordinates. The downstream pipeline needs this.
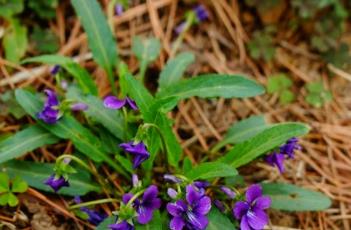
[0,0,332,229]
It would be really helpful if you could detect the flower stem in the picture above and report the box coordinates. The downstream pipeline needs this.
[126,189,145,207]
[170,14,194,57]
[69,198,119,210]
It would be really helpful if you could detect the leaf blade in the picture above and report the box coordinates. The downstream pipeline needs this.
[185,162,238,180]
[2,160,101,196]
[262,183,332,211]
[0,125,59,164]
[157,74,265,100]
[71,0,117,77]
[159,52,195,89]
[218,123,310,167]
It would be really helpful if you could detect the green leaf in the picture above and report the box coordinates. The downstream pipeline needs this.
[11,176,28,193]
[0,173,10,193]
[159,52,195,89]
[7,192,18,207]
[96,216,117,230]
[0,125,60,164]
[0,0,23,18]
[0,193,10,206]
[211,115,269,152]
[207,208,237,230]
[153,113,182,167]
[71,0,118,84]
[262,183,332,211]
[66,86,125,139]
[279,89,295,104]
[218,123,310,167]
[3,18,27,63]
[28,0,58,19]
[186,162,238,180]
[30,27,59,54]
[157,74,265,101]
[0,90,26,119]
[132,36,161,65]
[121,70,154,119]
[305,82,333,107]
[2,160,101,196]
[136,211,162,230]
[23,55,98,95]
[267,73,292,93]
[15,89,127,176]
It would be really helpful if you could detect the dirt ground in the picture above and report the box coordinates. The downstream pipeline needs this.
[0,0,351,229]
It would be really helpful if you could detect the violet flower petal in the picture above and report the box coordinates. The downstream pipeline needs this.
[126,97,138,110]
[193,196,211,215]
[233,201,249,220]
[246,209,269,229]
[44,175,69,192]
[170,216,185,230]
[71,102,88,111]
[240,215,251,230]
[246,184,263,204]
[103,96,126,109]
[254,196,272,210]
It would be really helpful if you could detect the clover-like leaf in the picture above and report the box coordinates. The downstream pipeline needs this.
[11,176,28,193]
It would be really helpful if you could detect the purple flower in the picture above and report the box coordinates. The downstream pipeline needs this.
[70,102,89,111]
[220,186,236,199]
[167,185,212,230]
[265,152,285,173]
[37,89,60,124]
[214,200,225,213]
[115,4,123,15]
[193,5,209,22]
[164,174,182,184]
[119,141,150,169]
[50,65,60,75]
[103,96,138,110]
[233,184,271,230]
[123,185,161,224]
[167,188,178,199]
[280,137,301,159]
[81,208,107,225]
[74,196,107,225]
[193,181,210,189]
[44,175,69,192]
[109,221,134,230]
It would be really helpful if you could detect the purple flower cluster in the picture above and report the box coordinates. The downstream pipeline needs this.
[45,175,69,192]
[119,141,150,169]
[37,89,61,124]
[123,185,161,224]
[103,96,138,110]
[167,185,212,230]
[265,137,301,173]
[37,90,88,124]
[233,184,271,230]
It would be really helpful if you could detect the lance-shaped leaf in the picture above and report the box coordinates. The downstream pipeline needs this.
[262,183,332,211]
[157,74,265,101]
[71,0,117,89]
[23,55,98,95]
[2,160,100,196]
[159,52,195,89]
[211,115,270,153]
[132,36,161,66]
[218,123,309,167]
[0,125,60,164]
[15,89,127,176]
[186,162,238,180]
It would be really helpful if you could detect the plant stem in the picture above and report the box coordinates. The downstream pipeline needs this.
[170,14,194,57]
[138,61,148,83]
[69,198,119,210]
[126,189,145,207]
